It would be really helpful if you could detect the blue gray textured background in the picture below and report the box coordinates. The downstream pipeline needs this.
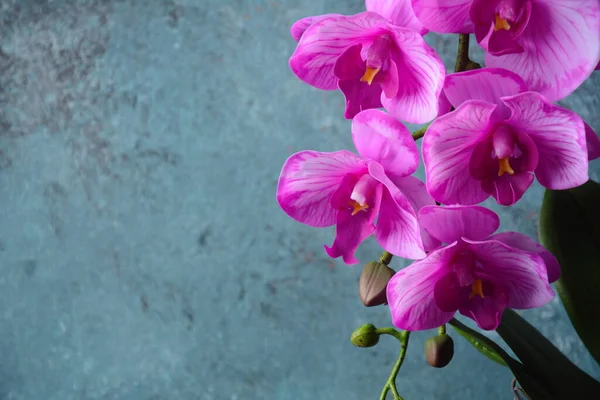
[0,1,598,399]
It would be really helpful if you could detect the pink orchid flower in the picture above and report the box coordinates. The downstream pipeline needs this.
[288,11,445,123]
[276,110,440,264]
[387,205,558,331]
[423,68,588,206]
[411,0,600,101]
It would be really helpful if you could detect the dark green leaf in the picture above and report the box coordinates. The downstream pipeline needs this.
[449,318,556,399]
[539,179,600,364]
[497,309,600,399]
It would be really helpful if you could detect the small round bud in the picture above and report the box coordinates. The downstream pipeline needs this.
[350,323,380,348]
[424,334,454,368]
[358,262,395,307]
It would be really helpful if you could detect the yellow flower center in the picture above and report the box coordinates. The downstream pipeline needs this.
[494,14,511,31]
[360,66,380,85]
[349,200,369,216]
[498,157,515,176]
[469,279,485,300]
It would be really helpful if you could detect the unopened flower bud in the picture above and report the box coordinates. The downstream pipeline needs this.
[350,323,380,348]
[359,261,395,307]
[424,334,454,368]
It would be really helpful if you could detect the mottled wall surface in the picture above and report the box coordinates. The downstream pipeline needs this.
[0,1,598,399]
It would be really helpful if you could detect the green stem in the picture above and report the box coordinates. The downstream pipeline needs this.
[465,60,481,71]
[376,327,405,342]
[454,34,471,73]
[411,124,429,141]
[438,324,446,336]
[376,330,411,400]
[380,251,393,265]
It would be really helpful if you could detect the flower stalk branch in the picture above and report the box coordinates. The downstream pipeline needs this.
[380,251,393,265]
[454,34,471,73]
[411,124,429,140]
[376,329,411,400]
[437,324,446,336]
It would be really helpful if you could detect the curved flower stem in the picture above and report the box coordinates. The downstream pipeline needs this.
[466,60,482,71]
[375,329,411,400]
[411,124,429,141]
[438,324,446,335]
[380,251,393,265]
[376,327,405,341]
[454,33,471,73]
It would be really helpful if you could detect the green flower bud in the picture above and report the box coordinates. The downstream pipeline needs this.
[350,323,380,348]
[424,334,454,368]
[358,261,396,307]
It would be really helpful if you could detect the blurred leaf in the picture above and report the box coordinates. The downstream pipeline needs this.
[539,179,600,364]
[497,309,600,399]
[449,318,556,399]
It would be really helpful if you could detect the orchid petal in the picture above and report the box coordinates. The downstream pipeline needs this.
[368,162,426,259]
[392,176,441,252]
[366,0,428,35]
[506,129,540,173]
[418,205,500,244]
[502,92,588,190]
[376,59,399,99]
[277,150,366,227]
[387,243,459,331]
[465,239,555,309]
[487,29,524,56]
[290,14,342,42]
[330,173,359,208]
[443,68,528,119]
[381,28,446,124]
[585,122,600,161]
[437,89,453,117]
[290,12,387,90]
[473,15,493,50]
[352,109,419,178]
[488,232,560,283]
[468,136,496,181]
[411,0,475,33]
[423,100,496,205]
[485,0,600,101]
[333,44,365,80]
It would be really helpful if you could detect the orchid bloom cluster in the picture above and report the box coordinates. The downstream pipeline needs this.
[277,0,600,335]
